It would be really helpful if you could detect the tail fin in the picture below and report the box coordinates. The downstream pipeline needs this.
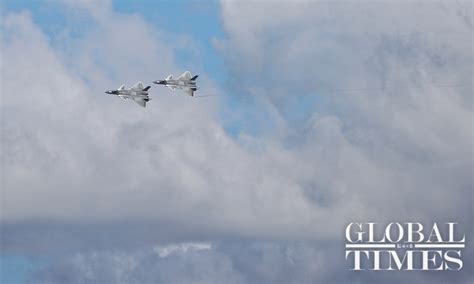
[190,75,199,81]
[143,86,151,91]
[165,75,173,80]
[118,85,125,90]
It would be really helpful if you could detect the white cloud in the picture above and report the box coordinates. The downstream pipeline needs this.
[1,1,473,282]
[217,0,473,223]
[1,1,473,240]
[0,7,323,239]
[154,242,212,258]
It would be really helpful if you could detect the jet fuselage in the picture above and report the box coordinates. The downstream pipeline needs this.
[106,89,148,96]
[154,79,197,90]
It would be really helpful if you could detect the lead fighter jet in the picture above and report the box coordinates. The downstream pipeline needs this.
[105,82,151,107]
[153,71,198,97]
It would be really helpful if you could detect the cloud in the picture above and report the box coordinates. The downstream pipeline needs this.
[0,5,322,239]
[1,1,473,283]
[217,0,473,222]
[21,240,474,284]
[1,0,472,245]
[154,242,212,258]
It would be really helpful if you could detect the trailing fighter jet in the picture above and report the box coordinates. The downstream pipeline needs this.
[153,71,198,97]
[105,82,151,107]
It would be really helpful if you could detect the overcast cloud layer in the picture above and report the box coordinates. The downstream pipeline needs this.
[1,0,473,283]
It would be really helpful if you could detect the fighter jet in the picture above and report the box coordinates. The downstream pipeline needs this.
[105,82,151,107]
[153,71,198,97]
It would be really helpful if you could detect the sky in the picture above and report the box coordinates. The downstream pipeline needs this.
[0,0,473,283]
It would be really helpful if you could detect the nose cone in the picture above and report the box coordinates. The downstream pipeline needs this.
[106,90,117,95]
[154,80,165,85]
